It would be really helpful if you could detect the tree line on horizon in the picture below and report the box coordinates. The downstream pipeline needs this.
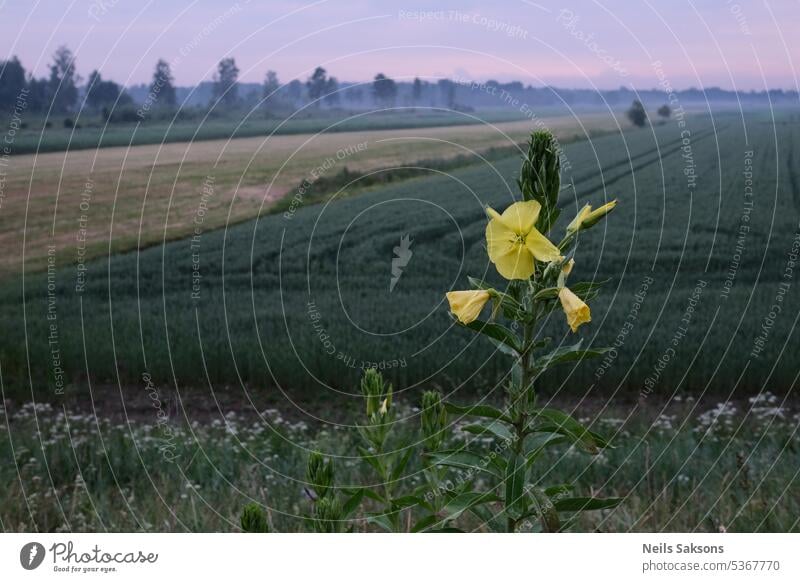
[2,46,797,124]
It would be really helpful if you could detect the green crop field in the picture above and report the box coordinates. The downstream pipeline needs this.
[1,110,799,403]
[0,113,617,277]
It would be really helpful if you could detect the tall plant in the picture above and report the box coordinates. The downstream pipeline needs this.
[441,130,621,532]
[239,130,622,533]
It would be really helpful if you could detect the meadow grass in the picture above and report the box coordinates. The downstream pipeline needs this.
[1,394,797,532]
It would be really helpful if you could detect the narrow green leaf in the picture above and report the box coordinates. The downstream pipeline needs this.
[554,497,623,512]
[461,422,514,442]
[442,492,501,522]
[342,488,365,518]
[366,512,395,532]
[410,514,440,533]
[529,488,560,532]
[392,495,430,512]
[527,408,612,454]
[390,447,414,481]
[427,449,505,479]
[357,446,384,475]
[444,402,513,424]
[505,452,527,519]
[531,340,610,375]
[533,287,560,301]
[461,319,521,355]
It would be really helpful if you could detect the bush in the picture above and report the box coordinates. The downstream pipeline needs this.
[626,100,647,127]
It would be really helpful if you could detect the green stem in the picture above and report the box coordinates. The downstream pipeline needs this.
[507,317,535,533]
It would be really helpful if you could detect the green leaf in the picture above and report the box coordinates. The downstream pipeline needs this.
[442,492,501,522]
[392,495,431,512]
[467,276,494,291]
[544,484,574,500]
[525,432,568,466]
[461,422,514,442]
[444,402,513,424]
[527,409,612,454]
[357,446,384,476]
[461,319,521,355]
[427,449,505,479]
[533,287,560,301]
[342,486,384,503]
[366,512,395,532]
[570,279,609,302]
[390,447,414,481]
[410,514,440,533]
[342,488,365,518]
[531,340,610,375]
[505,452,527,519]
[529,488,560,532]
[554,497,623,512]
[466,501,504,532]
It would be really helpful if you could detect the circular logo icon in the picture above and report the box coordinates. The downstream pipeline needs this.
[19,542,46,570]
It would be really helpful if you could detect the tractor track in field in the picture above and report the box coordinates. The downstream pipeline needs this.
[563,125,725,205]
[785,128,800,214]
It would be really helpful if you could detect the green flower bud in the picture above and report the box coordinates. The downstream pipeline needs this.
[519,130,561,232]
[306,450,335,500]
[240,502,270,533]
[420,390,447,451]
[313,496,344,533]
[360,368,392,418]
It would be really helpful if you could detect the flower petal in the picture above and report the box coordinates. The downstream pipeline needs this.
[499,200,541,235]
[446,290,491,324]
[524,227,562,263]
[559,287,591,332]
[493,244,534,280]
[485,216,516,262]
[485,206,503,221]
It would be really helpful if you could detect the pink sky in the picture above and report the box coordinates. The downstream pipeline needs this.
[1,0,798,91]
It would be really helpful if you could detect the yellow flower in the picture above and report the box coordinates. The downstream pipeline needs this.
[558,287,591,332]
[567,199,618,234]
[446,290,491,324]
[485,201,562,280]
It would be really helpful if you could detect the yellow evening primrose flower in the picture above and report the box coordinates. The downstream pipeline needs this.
[485,200,562,280]
[446,290,491,324]
[558,287,591,332]
[566,199,618,234]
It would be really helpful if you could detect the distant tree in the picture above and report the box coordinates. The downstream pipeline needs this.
[627,99,647,127]
[263,70,280,97]
[212,57,239,107]
[85,70,131,110]
[437,79,456,109]
[0,56,27,112]
[48,46,79,113]
[149,59,176,108]
[372,73,397,107]
[26,76,49,112]
[412,77,422,104]
[657,104,671,119]
[306,66,328,105]
[286,79,303,104]
[324,76,339,106]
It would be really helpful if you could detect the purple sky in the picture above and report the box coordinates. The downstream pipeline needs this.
[1,0,798,90]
